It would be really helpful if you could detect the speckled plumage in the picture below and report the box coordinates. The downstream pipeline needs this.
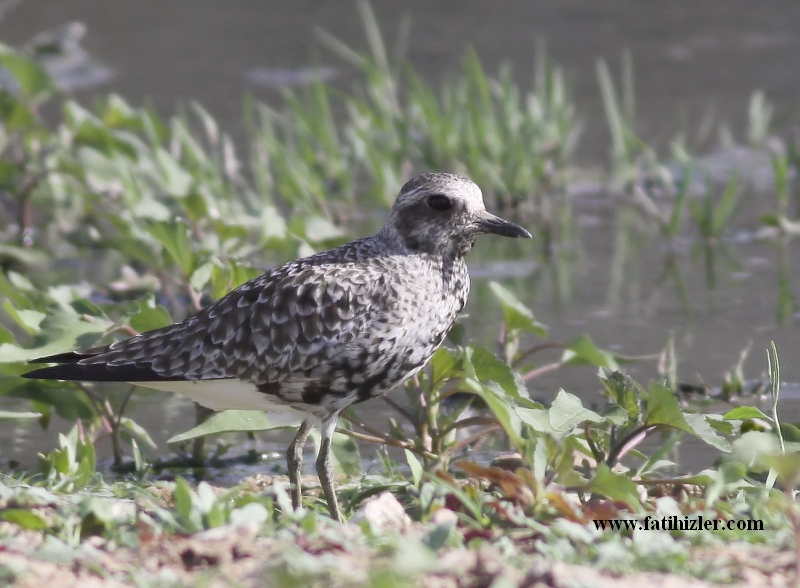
[24,172,532,520]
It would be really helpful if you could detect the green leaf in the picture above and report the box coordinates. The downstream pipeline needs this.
[561,335,619,370]
[723,406,771,421]
[468,345,528,399]
[588,463,642,508]
[0,244,49,265]
[516,390,602,441]
[429,347,459,387]
[120,417,159,455]
[102,93,139,128]
[462,378,523,448]
[488,281,547,336]
[156,148,193,197]
[300,216,346,243]
[547,390,604,433]
[598,369,642,420]
[0,306,113,363]
[0,89,35,127]
[2,300,45,334]
[190,262,214,293]
[684,413,730,452]
[128,302,172,333]
[17,384,95,421]
[146,220,196,276]
[167,410,301,444]
[779,422,800,443]
[1,508,49,530]
[0,50,55,103]
[645,384,690,431]
[331,427,361,476]
[0,323,13,346]
[730,431,780,472]
[765,453,800,489]
[405,449,423,488]
[173,477,198,527]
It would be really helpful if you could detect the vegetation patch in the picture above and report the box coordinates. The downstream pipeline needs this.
[1,4,800,586]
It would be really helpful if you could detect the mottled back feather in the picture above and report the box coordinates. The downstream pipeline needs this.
[24,173,530,418]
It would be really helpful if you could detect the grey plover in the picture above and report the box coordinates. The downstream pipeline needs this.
[23,173,532,521]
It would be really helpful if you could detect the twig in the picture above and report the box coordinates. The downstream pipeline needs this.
[438,416,499,439]
[441,424,502,458]
[339,426,436,460]
[521,361,562,381]
[382,395,413,422]
[513,342,565,367]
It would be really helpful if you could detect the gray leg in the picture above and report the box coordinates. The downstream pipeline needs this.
[287,420,313,511]
[317,413,343,522]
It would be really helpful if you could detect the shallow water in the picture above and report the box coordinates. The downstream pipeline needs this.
[2,1,800,475]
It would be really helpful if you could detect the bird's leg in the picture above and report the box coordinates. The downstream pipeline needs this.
[317,413,343,522]
[287,420,313,511]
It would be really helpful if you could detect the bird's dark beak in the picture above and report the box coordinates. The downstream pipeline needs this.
[476,212,532,239]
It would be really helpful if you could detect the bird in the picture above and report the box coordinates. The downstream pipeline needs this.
[23,172,532,521]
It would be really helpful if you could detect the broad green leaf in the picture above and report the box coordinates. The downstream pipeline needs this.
[120,417,159,454]
[429,347,459,386]
[260,206,288,243]
[723,406,771,421]
[598,368,641,420]
[2,300,45,334]
[331,426,361,476]
[0,244,49,265]
[146,220,196,276]
[730,431,779,472]
[0,89,35,127]
[765,453,800,489]
[515,406,552,435]
[684,413,730,452]
[128,303,172,333]
[561,335,619,370]
[167,409,301,444]
[645,384,690,431]
[405,449,423,487]
[0,306,113,362]
[196,482,218,513]
[779,422,800,443]
[209,262,261,301]
[588,463,642,508]
[292,215,344,243]
[106,235,162,267]
[462,377,523,447]
[156,148,193,197]
[516,391,602,441]
[17,384,94,421]
[1,508,49,530]
[132,197,172,221]
[547,390,604,433]
[0,50,55,102]
[190,262,214,293]
[488,281,547,336]
[705,462,751,507]
[102,93,139,128]
[191,101,219,142]
[468,345,528,399]
[173,477,200,529]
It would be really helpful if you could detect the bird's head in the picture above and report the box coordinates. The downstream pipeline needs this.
[384,173,531,257]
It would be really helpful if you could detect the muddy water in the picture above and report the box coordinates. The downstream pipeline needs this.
[2,1,800,475]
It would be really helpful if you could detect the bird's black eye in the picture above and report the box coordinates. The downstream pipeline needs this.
[426,194,452,212]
